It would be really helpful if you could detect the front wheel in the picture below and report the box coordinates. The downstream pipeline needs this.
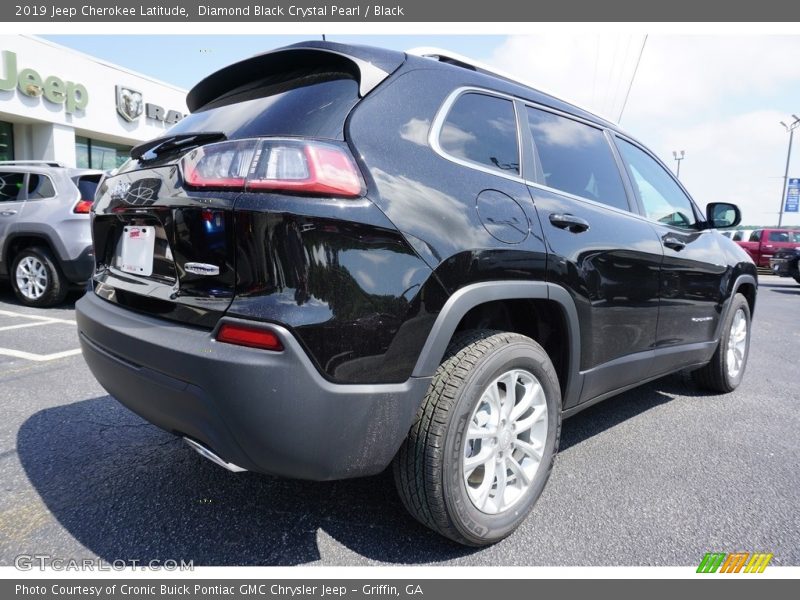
[692,293,751,393]
[393,330,561,546]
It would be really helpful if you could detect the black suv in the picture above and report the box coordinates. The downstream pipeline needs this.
[76,41,757,546]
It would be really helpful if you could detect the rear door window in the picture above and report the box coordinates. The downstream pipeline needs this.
[0,172,25,202]
[749,231,761,242]
[767,231,790,242]
[526,106,628,211]
[26,174,56,199]
[167,68,360,141]
[439,92,520,175]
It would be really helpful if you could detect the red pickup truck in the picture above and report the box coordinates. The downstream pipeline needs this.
[736,229,800,267]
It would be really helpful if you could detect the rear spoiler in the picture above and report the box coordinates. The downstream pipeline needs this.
[186,41,406,112]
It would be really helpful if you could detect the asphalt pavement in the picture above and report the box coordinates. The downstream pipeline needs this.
[0,277,798,566]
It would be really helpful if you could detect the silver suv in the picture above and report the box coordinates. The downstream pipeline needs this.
[0,161,104,306]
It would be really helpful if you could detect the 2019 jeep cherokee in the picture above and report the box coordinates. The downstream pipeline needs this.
[76,41,757,546]
[0,161,104,306]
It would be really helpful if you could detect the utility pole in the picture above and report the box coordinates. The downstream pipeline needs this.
[672,150,685,179]
[778,116,800,228]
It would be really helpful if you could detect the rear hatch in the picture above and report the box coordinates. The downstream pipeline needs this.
[90,42,404,328]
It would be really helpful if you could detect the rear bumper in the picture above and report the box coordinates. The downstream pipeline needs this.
[75,291,431,480]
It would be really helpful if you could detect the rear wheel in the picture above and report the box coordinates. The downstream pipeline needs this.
[11,247,68,307]
[692,293,751,392]
[393,330,561,546]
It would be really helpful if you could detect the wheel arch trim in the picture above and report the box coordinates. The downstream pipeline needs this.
[707,272,756,348]
[411,280,582,406]
[2,228,68,270]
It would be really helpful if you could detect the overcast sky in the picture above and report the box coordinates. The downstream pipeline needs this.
[45,34,800,227]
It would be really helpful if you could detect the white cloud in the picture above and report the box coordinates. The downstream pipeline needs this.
[483,35,800,226]
[650,110,790,225]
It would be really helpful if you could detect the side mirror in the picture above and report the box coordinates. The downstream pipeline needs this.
[706,202,741,229]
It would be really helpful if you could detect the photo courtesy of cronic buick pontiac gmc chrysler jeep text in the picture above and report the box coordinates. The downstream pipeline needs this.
[75,41,757,546]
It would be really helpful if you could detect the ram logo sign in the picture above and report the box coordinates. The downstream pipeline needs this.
[115,85,143,122]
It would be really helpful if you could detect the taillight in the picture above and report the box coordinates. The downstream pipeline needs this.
[73,199,93,214]
[216,323,284,352]
[181,138,364,198]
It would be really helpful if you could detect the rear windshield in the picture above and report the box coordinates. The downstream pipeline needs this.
[75,175,102,201]
[166,67,360,141]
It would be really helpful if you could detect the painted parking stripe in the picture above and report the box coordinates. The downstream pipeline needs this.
[0,347,82,362]
[0,321,62,332]
[0,309,76,325]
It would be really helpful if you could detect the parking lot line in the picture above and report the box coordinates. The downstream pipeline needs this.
[0,321,62,332]
[0,309,77,325]
[0,347,82,362]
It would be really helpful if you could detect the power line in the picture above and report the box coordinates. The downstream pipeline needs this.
[617,34,648,123]
[609,35,633,117]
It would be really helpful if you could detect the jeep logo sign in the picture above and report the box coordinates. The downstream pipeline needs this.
[0,50,88,114]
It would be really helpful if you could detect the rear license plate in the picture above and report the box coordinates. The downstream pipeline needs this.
[118,226,156,276]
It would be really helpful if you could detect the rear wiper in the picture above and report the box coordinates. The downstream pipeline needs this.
[131,132,226,161]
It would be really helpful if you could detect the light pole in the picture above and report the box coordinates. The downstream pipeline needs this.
[672,150,685,179]
[778,115,800,228]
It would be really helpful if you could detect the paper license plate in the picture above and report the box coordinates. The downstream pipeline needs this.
[118,226,156,276]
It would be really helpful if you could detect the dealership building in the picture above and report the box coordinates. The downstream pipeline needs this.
[0,35,187,169]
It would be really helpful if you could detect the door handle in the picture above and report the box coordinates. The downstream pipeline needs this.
[549,213,590,233]
[0,210,17,216]
[663,234,686,251]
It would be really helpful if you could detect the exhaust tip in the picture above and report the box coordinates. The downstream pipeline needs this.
[184,437,247,473]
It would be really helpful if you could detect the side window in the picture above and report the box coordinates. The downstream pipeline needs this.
[27,174,56,200]
[616,139,698,229]
[0,171,25,202]
[767,231,789,242]
[526,107,628,211]
[439,92,520,175]
[732,231,743,241]
[749,230,761,242]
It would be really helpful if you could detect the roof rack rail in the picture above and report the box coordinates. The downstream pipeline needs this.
[406,46,618,126]
[0,160,66,168]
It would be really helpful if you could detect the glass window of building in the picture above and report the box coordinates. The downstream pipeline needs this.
[75,136,131,170]
[0,122,14,162]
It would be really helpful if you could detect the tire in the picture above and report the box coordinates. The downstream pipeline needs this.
[10,247,69,308]
[692,293,751,393]
[793,275,800,285]
[393,330,561,546]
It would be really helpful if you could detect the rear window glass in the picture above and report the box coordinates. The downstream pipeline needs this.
[76,175,101,201]
[27,174,56,199]
[527,107,627,211]
[767,230,800,242]
[439,93,520,175]
[166,68,360,141]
